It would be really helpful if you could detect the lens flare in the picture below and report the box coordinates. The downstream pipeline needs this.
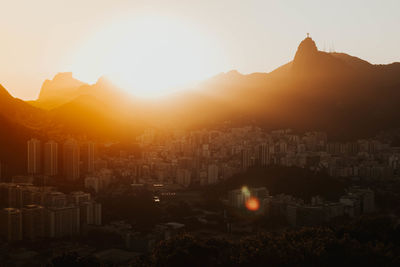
[245,197,260,211]
[241,186,250,196]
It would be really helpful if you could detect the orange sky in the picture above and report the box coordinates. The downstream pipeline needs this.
[1,0,399,99]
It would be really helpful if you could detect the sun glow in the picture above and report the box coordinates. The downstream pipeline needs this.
[69,16,221,98]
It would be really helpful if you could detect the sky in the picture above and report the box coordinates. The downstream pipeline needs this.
[1,0,400,99]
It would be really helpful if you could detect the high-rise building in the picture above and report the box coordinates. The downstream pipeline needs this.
[63,139,80,180]
[27,138,41,174]
[0,162,3,182]
[0,183,18,208]
[207,164,219,184]
[79,201,102,226]
[45,191,67,208]
[81,142,96,175]
[0,208,22,241]
[258,143,272,166]
[21,204,45,240]
[44,141,58,176]
[68,191,91,206]
[176,169,191,187]
[46,206,80,238]
[15,184,40,208]
[241,148,251,170]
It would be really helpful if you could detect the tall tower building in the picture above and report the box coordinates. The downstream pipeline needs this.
[241,148,251,170]
[44,141,58,176]
[21,204,45,240]
[63,139,80,180]
[258,143,271,167]
[0,208,22,242]
[81,142,96,175]
[0,183,18,208]
[47,206,80,238]
[0,161,6,182]
[27,138,41,174]
[207,164,219,184]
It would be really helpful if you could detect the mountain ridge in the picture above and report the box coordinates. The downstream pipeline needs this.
[2,36,400,141]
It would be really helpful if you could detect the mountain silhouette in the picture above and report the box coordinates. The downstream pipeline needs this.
[2,35,400,175]
[32,72,87,109]
[25,35,400,140]
[0,84,45,176]
[154,35,400,139]
[0,84,46,128]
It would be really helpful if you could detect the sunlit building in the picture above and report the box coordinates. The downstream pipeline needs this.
[81,142,96,175]
[44,140,58,176]
[27,138,41,174]
[63,138,80,180]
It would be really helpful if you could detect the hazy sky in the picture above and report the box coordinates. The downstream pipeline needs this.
[1,0,400,99]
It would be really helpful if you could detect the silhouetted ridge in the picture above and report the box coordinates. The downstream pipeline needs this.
[35,72,87,109]
[53,72,74,80]
[12,34,400,142]
[292,36,321,75]
[0,84,13,99]
[292,35,352,78]
[293,36,318,61]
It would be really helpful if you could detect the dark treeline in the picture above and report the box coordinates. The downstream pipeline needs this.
[48,215,400,266]
[145,216,400,267]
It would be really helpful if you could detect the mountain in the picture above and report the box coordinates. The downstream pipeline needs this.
[49,94,146,140]
[148,35,400,139]
[0,84,46,129]
[32,72,87,109]
[0,84,46,176]
[16,35,400,142]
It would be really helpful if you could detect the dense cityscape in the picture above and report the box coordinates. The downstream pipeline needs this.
[1,125,400,265]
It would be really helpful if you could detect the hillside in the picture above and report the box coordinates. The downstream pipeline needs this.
[4,35,400,147]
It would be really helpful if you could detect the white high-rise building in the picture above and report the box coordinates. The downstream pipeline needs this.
[82,142,95,175]
[207,164,219,184]
[63,139,80,180]
[27,138,41,174]
[44,141,58,176]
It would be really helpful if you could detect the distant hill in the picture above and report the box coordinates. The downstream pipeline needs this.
[144,36,400,139]
[31,72,87,109]
[2,35,400,152]
[0,84,45,176]
[0,84,46,127]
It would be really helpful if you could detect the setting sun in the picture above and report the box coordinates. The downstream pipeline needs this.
[69,16,221,98]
